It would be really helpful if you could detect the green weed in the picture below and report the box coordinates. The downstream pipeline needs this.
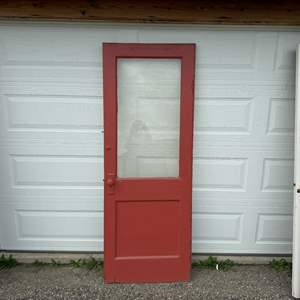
[70,258,83,268]
[32,257,103,270]
[32,260,51,267]
[50,259,63,266]
[71,257,103,270]
[192,256,235,271]
[0,254,18,269]
[32,259,64,267]
[270,258,292,271]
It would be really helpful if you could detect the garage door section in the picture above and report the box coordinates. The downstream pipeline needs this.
[0,23,297,254]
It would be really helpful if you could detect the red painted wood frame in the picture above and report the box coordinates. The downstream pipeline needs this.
[103,43,195,283]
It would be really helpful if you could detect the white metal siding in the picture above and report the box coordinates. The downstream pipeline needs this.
[0,23,297,253]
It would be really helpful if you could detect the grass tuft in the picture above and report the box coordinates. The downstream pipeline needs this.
[31,257,103,270]
[0,254,18,269]
[192,256,235,271]
[32,260,50,267]
[50,259,63,266]
[70,257,103,271]
[70,258,83,268]
[269,258,292,271]
[33,259,65,267]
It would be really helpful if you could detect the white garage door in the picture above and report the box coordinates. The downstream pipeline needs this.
[0,22,297,254]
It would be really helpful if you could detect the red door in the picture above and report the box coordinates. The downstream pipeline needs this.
[103,43,195,283]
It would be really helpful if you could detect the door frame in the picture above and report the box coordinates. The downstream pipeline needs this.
[102,43,195,282]
[293,44,300,299]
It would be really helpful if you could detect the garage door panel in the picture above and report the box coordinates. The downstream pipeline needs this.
[195,97,253,135]
[267,97,295,136]
[274,32,300,72]
[0,24,297,253]
[0,147,104,201]
[0,202,103,251]
[194,85,295,145]
[1,65,103,85]
[1,81,102,98]
[193,157,248,192]
[192,213,243,243]
[261,158,294,193]
[140,29,258,68]
[1,143,103,158]
[190,205,246,253]
[255,214,292,244]
[192,147,293,196]
[253,209,293,253]
[16,210,103,240]
[0,25,138,64]
[192,204,293,254]
[6,95,102,132]
[11,155,103,188]
[140,30,282,83]
[0,84,103,143]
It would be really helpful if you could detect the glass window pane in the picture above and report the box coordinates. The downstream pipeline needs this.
[117,58,181,178]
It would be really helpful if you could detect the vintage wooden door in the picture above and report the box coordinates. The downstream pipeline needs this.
[103,43,195,283]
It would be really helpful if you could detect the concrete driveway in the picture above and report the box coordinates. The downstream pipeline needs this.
[0,265,292,300]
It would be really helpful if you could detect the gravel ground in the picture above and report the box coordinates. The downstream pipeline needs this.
[0,265,292,300]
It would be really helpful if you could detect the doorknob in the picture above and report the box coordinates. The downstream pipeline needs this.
[106,173,116,190]
[107,178,115,187]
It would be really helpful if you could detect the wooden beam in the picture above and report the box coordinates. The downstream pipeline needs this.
[1,0,300,26]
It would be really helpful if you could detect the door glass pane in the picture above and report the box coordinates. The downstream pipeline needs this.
[117,59,181,178]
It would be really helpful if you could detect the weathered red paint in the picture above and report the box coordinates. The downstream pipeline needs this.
[103,43,195,283]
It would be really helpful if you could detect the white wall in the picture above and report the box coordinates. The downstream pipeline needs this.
[0,22,298,253]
